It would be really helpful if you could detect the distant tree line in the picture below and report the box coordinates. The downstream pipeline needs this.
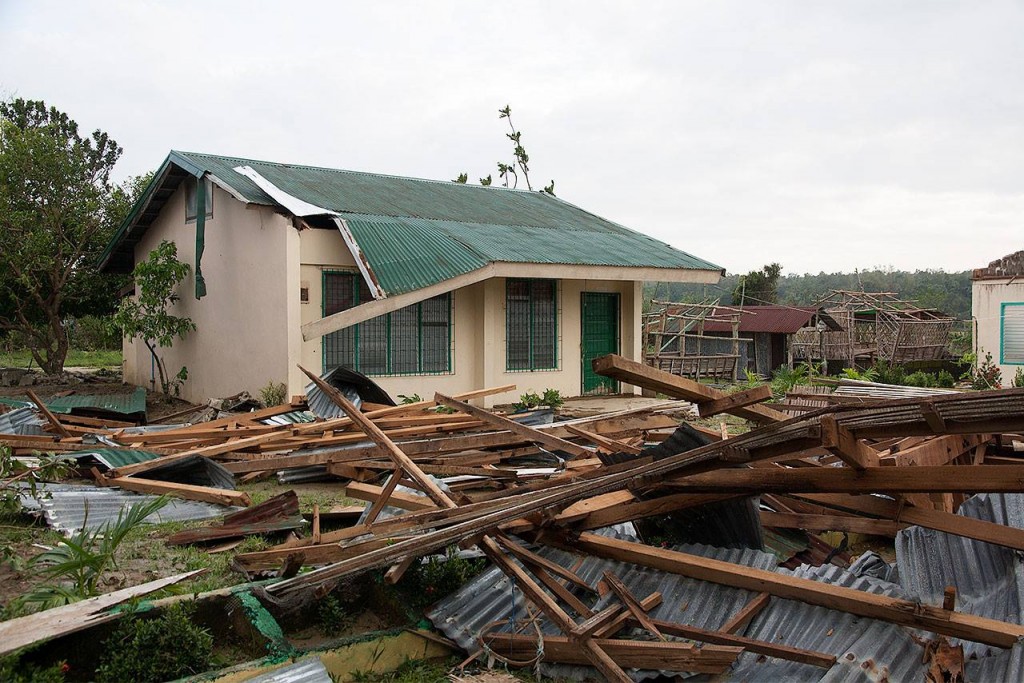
[647,267,972,320]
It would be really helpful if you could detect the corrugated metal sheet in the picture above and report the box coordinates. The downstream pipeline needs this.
[242,656,331,683]
[0,406,46,435]
[17,482,235,535]
[0,387,147,418]
[428,532,1023,682]
[896,493,1024,657]
[702,306,820,334]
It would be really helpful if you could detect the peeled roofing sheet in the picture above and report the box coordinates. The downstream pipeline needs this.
[18,482,235,536]
[0,406,46,435]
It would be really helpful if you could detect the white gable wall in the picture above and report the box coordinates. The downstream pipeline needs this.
[972,277,1024,385]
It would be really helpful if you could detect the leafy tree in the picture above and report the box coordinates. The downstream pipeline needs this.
[455,104,556,195]
[0,98,132,373]
[732,263,782,306]
[112,240,195,395]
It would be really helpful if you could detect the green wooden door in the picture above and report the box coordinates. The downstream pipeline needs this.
[581,292,620,395]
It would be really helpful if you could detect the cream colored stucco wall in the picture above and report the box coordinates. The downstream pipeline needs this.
[123,184,296,403]
[972,278,1024,382]
[295,229,644,405]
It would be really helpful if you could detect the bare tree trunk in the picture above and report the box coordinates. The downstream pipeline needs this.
[144,339,168,394]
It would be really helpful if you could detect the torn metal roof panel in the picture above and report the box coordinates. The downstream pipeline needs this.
[241,656,332,683]
[18,482,235,535]
[0,387,148,419]
[0,406,46,435]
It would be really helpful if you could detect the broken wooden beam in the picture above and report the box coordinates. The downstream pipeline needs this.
[104,476,251,507]
[696,384,773,418]
[591,354,787,423]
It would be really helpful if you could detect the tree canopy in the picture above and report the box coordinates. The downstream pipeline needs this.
[732,263,782,306]
[0,98,135,372]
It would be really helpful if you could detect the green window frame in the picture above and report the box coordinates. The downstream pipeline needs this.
[322,271,452,376]
[1001,302,1024,365]
[506,278,558,371]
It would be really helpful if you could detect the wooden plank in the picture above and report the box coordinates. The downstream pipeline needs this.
[659,464,1024,495]
[26,389,71,438]
[819,415,879,470]
[601,570,666,640]
[482,634,742,673]
[0,570,204,657]
[495,535,597,594]
[106,476,251,507]
[344,482,437,512]
[696,385,773,418]
[565,533,1024,648]
[642,618,836,668]
[881,435,985,467]
[563,424,643,455]
[435,393,594,459]
[760,511,906,536]
[300,367,630,682]
[572,593,662,639]
[363,470,403,526]
[795,493,1024,552]
[721,592,770,634]
[591,354,787,423]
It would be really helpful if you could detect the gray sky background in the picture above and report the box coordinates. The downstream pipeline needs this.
[2,1,1022,276]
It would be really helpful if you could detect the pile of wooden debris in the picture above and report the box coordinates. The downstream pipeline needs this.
[4,356,1024,680]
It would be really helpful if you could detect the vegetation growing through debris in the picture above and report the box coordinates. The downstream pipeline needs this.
[0,654,67,683]
[394,546,487,613]
[453,105,556,195]
[95,601,213,682]
[259,380,288,407]
[112,240,195,395]
[9,496,169,613]
[0,98,144,374]
[0,446,70,518]
[514,388,565,411]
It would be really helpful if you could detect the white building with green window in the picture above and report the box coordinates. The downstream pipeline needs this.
[100,151,723,405]
[972,250,1024,384]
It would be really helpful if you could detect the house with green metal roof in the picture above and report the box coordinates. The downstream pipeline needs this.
[100,151,722,404]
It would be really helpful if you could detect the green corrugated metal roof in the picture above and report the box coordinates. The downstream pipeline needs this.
[102,150,723,294]
[71,448,161,468]
[0,387,147,417]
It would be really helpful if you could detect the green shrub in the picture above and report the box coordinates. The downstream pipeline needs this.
[96,602,213,682]
[0,655,66,683]
[870,360,906,386]
[258,380,288,407]
[1015,368,1024,389]
[937,370,956,388]
[514,388,565,411]
[971,351,1002,390]
[398,547,486,611]
[905,371,938,388]
[318,593,354,637]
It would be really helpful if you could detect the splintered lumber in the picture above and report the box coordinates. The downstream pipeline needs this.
[434,393,594,459]
[819,415,879,470]
[565,533,1024,648]
[659,464,1024,495]
[591,354,787,423]
[0,570,204,657]
[166,491,301,545]
[572,593,662,639]
[482,634,742,673]
[793,492,1024,552]
[299,366,631,682]
[882,434,986,467]
[563,424,643,455]
[696,384,773,418]
[105,476,251,507]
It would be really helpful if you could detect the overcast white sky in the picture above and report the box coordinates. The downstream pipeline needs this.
[2,1,1022,276]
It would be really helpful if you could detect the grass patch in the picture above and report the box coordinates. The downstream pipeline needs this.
[0,349,122,369]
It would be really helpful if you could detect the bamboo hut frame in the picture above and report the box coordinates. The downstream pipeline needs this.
[808,290,954,366]
[643,300,754,381]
